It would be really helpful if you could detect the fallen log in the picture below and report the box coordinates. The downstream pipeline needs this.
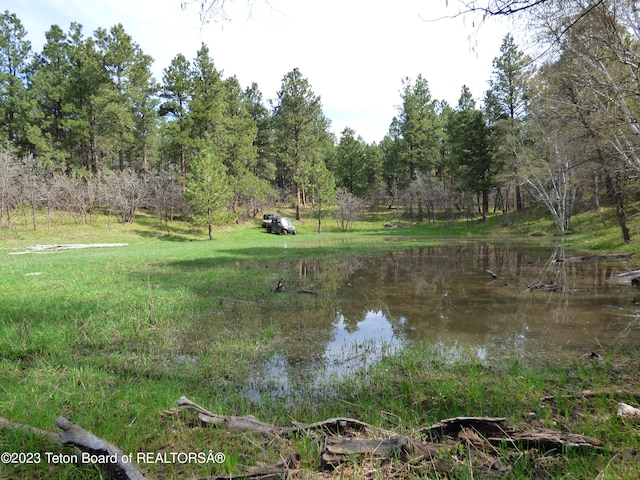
[488,429,603,453]
[321,435,440,466]
[606,269,640,284]
[420,416,511,440]
[419,416,602,453]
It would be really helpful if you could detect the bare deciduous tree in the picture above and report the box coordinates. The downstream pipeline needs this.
[335,188,364,231]
[100,169,148,224]
[0,146,20,229]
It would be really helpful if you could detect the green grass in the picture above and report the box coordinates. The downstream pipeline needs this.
[1,206,640,478]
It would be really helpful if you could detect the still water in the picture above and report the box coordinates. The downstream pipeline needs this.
[246,243,640,399]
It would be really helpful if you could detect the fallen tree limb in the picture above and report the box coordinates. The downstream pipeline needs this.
[617,402,640,421]
[420,416,511,440]
[419,416,602,452]
[165,396,394,438]
[55,416,149,480]
[488,429,603,452]
[0,416,61,442]
[0,416,149,480]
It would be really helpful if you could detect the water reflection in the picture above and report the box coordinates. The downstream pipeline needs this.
[246,243,640,401]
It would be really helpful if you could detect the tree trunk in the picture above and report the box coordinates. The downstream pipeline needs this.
[482,189,489,222]
[605,171,631,243]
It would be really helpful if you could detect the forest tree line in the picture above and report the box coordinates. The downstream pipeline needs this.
[1,0,639,240]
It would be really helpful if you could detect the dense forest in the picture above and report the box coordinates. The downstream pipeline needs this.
[1,0,639,240]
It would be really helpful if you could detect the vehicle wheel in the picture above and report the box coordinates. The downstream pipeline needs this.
[267,227,271,233]
[281,230,288,235]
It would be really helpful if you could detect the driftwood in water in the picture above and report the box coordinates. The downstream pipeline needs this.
[272,278,320,296]
[486,269,504,279]
[524,281,562,292]
[556,253,634,264]
[607,269,640,285]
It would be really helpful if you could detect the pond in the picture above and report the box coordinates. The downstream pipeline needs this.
[243,243,640,401]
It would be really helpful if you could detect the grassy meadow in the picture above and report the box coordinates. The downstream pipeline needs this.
[1,206,640,479]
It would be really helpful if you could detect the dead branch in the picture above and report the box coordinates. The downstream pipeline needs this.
[419,416,511,440]
[488,429,603,452]
[55,416,149,480]
[0,416,61,442]
[0,416,149,480]
[486,269,504,279]
[321,436,441,467]
[617,402,640,421]
[165,396,394,438]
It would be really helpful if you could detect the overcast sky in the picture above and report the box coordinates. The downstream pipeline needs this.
[6,0,515,143]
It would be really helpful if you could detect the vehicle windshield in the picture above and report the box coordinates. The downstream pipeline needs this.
[281,218,292,227]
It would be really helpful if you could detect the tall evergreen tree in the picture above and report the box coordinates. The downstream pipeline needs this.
[188,44,224,144]
[185,138,231,239]
[244,82,274,181]
[334,127,368,196]
[95,24,157,171]
[397,75,443,182]
[64,23,109,173]
[271,68,331,218]
[0,11,34,153]
[487,33,531,211]
[446,86,494,222]
[30,24,73,164]
[160,53,192,181]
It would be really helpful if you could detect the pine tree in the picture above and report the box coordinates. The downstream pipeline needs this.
[487,33,531,211]
[185,138,231,239]
[446,86,494,222]
[271,68,332,218]
[160,53,192,182]
[334,127,368,197]
[0,11,35,153]
[397,75,443,181]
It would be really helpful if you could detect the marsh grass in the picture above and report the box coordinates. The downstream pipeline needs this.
[2,208,640,478]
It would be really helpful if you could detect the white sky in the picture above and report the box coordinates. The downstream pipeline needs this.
[6,0,516,143]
